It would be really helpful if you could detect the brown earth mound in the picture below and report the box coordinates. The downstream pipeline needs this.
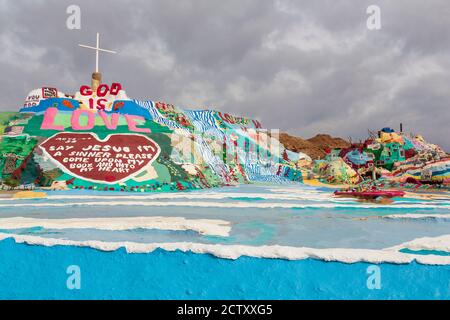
[279,133,324,159]
[306,134,351,150]
[279,133,350,160]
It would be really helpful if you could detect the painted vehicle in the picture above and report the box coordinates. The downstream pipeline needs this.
[334,189,405,199]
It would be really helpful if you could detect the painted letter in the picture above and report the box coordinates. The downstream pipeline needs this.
[124,115,151,133]
[41,107,64,131]
[110,83,122,95]
[98,111,120,130]
[80,85,92,96]
[96,98,107,111]
[71,109,95,130]
[97,84,109,97]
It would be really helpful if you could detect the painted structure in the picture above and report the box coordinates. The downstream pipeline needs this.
[0,82,303,191]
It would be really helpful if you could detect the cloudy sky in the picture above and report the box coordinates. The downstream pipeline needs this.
[0,0,449,150]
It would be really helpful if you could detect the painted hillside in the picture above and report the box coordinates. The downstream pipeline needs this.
[1,80,449,193]
[0,83,303,192]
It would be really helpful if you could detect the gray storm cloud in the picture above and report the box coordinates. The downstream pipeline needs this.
[0,0,448,150]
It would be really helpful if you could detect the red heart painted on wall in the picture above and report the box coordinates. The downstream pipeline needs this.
[39,132,160,184]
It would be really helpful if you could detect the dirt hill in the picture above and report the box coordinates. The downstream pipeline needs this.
[306,134,351,150]
[279,133,350,160]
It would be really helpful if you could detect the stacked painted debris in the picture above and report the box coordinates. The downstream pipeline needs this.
[0,83,304,192]
[363,128,449,185]
[282,127,449,188]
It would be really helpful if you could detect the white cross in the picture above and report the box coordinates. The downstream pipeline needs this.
[78,33,117,73]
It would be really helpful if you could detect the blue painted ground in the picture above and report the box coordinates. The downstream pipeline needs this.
[0,238,449,300]
[0,184,449,299]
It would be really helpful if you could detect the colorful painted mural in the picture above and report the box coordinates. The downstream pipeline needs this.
[0,83,302,191]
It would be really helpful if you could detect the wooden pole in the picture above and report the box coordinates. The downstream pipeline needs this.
[96,33,100,73]
[91,72,102,92]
